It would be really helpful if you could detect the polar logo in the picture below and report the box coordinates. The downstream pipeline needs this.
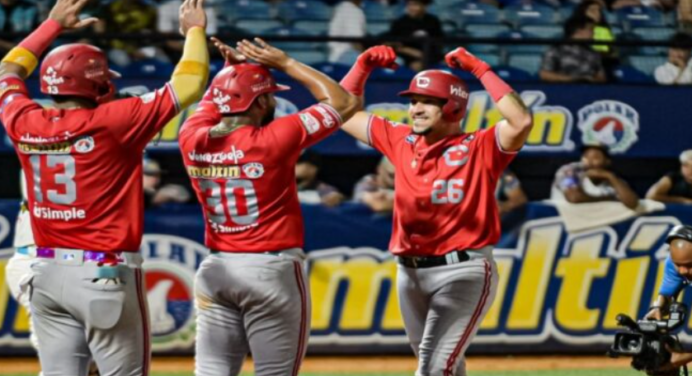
[42,67,65,86]
[416,76,430,88]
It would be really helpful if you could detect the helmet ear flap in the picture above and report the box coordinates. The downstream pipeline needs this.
[95,81,116,104]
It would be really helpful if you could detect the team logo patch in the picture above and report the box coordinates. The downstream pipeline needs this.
[139,92,156,104]
[73,136,95,153]
[314,106,336,128]
[299,113,320,134]
[577,100,639,154]
[443,145,469,167]
[416,76,430,88]
[212,88,231,113]
[42,67,64,94]
[243,162,264,179]
[405,135,418,144]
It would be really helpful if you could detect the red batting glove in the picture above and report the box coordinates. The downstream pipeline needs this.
[356,45,399,71]
[445,47,490,78]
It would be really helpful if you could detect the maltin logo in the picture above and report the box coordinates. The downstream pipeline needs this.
[577,100,639,154]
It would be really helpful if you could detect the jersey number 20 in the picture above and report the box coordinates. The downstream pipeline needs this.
[199,179,259,225]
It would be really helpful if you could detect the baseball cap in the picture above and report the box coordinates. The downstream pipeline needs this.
[666,225,692,244]
[680,150,692,164]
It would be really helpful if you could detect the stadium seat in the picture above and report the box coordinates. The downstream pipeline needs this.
[462,24,512,54]
[442,21,458,35]
[362,1,403,22]
[216,0,273,22]
[519,25,563,39]
[632,27,675,55]
[507,53,543,76]
[503,4,557,27]
[616,6,666,29]
[293,20,330,35]
[499,31,549,55]
[628,55,667,76]
[278,0,333,22]
[286,50,327,65]
[474,52,501,67]
[264,26,318,50]
[236,18,285,35]
[370,65,417,80]
[493,65,535,82]
[612,65,656,84]
[441,2,501,29]
[367,21,391,36]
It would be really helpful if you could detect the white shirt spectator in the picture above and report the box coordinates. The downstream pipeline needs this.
[328,1,366,63]
[157,0,218,34]
[654,59,692,85]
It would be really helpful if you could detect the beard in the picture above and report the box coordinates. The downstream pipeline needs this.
[411,126,432,135]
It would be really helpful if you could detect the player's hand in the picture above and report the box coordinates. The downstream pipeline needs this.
[584,168,614,181]
[179,0,207,36]
[321,192,345,208]
[445,47,491,78]
[48,0,98,30]
[237,38,292,71]
[357,46,399,71]
[211,37,246,65]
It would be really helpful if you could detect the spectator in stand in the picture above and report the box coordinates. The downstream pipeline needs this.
[497,170,528,215]
[539,16,607,83]
[387,0,444,71]
[295,151,346,207]
[143,157,191,208]
[571,0,619,78]
[328,0,366,64]
[654,32,692,85]
[646,150,692,204]
[354,157,395,214]
[102,0,162,66]
[551,144,639,209]
[157,0,218,61]
[680,0,692,33]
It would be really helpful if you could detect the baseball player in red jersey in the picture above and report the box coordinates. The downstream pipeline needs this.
[339,47,533,375]
[0,0,209,374]
[178,38,373,375]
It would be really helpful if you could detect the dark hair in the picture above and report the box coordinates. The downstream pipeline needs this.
[671,32,692,50]
[572,0,608,26]
[581,144,611,160]
[564,15,595,38]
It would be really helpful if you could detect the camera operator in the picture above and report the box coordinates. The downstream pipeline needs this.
[646,224,692,373]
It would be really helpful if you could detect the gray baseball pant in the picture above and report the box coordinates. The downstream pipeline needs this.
[194,248,310,376]
[397,247,498,376]
[28,252,150,376]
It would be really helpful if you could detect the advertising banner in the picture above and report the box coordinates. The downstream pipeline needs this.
[1,201,692,354]
[1,77,691,158]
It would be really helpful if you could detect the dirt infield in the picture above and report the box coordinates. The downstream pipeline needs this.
[0,355,632,373]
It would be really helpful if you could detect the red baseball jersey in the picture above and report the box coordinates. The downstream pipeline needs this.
[0,74,180,252]
[367,115,516,256]
[179,101,342,252]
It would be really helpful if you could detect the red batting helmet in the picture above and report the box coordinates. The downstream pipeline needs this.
[209,63,290,115]
[39,44,120,104]
[398,70,470,123]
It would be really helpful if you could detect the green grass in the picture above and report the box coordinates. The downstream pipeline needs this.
[0,370,646,376]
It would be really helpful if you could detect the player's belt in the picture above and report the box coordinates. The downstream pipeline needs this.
[397,250,471,269]
[23,246,141,267]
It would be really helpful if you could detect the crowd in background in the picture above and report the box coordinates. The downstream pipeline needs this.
[0,0,689,83]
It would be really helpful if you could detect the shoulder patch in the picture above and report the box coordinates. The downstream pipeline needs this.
[299,113,320,134]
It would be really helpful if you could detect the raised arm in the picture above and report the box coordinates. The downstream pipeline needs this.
[169,0,209,110]
[446,48,533,152]
[646,175,692,204]
[0,0,97,79]
[237,38,358,121]
[337,46,398,143]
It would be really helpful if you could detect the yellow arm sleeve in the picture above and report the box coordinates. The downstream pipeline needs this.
[170,27,209,110]
[1,47,39,76]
